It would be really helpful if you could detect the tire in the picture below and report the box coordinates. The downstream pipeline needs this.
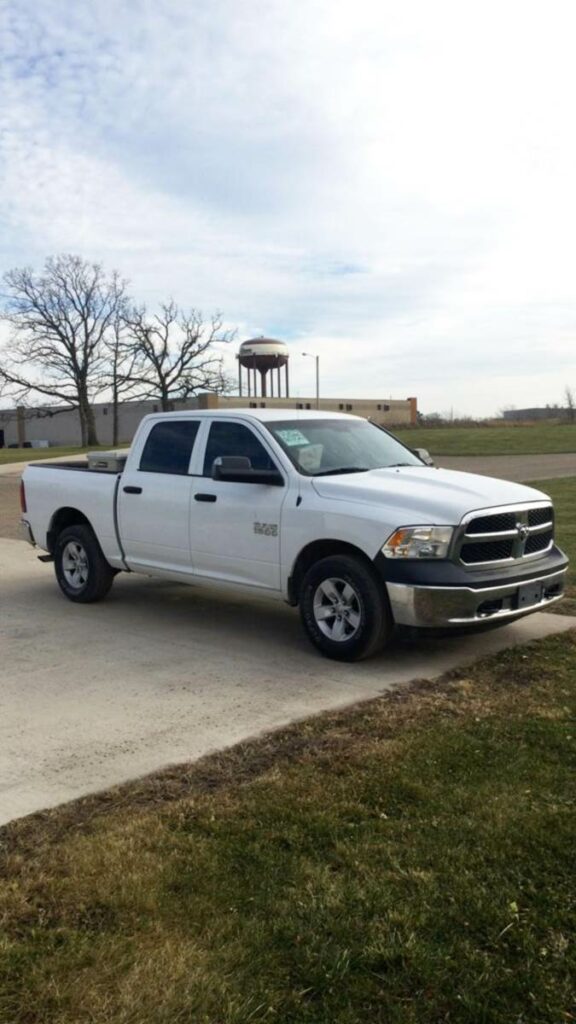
[54,524,115,603]
[299,554,393,661]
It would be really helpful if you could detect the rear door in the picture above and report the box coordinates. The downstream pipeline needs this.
[190,418,287,589]
[118,418,200,573]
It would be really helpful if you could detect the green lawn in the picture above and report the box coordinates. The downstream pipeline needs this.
[0,444,129,465]
[3,424,576,463]
[394,423,576,456]
[530,476,576,615]
[1,629,575,1023]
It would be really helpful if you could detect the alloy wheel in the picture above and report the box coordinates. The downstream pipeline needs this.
[61,540,89,589]
[312,576,362,642]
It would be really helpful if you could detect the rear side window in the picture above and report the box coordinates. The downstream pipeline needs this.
[139,420,199,475]
[203,421,277,476]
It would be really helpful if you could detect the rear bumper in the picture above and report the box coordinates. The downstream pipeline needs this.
[386,567,567,628]
[19,519,36,546]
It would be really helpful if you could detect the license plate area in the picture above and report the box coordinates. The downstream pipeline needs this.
[516,581,544,609]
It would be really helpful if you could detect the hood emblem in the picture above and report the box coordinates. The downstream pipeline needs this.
[516,522,529,542]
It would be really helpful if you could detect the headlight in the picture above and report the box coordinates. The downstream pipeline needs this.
[382,525,454,559]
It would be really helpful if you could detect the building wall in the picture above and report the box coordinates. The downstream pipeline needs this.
[0,393,416,447]
[502,407,566,422]
[0,400,183,448]
[210,395,417,426]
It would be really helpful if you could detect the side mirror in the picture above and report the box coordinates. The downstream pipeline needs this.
[212,455,284,486]
[413,447,435,466]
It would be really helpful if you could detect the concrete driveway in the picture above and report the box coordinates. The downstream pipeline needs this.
[1,537,574,827]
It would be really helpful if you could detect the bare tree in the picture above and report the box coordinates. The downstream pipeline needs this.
[103,316,147,446]
[0,254,129,446]
[124,301,234,411]
[565,386,575,424]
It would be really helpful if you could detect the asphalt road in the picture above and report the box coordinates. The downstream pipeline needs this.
[1,537,574,826]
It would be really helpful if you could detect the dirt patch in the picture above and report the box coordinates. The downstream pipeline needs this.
[0,477,21,540]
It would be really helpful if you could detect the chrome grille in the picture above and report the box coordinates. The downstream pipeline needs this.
[525,529,554,555]
[466,512,516,535]
[461,539,515,563]
[528,507,552,527]
[456,503,554,567]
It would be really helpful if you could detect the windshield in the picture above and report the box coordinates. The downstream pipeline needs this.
[266,419,423,476]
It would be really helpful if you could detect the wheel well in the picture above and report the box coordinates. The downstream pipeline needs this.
[288,540,374,605]
[47,508,91,553]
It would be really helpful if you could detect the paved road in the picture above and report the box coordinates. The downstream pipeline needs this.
[437,453,575,481]
[1,537,574,826]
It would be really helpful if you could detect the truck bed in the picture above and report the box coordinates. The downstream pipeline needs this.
[22,462,124,564]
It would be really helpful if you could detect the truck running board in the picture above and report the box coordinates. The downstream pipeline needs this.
[37,554,54,563]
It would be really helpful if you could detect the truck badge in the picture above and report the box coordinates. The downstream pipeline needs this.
[254,522,278,537]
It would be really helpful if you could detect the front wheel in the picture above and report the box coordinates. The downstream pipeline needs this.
[299,554,393,661]
[54,524,116,603]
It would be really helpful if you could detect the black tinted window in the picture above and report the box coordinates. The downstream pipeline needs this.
[140,420,199,475]
[203,421,276,476]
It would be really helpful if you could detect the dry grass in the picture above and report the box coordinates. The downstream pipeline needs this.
[1,632,575,1024]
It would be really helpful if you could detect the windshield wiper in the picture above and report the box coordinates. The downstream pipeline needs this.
[386,462,415,468]
[313,467,370,476]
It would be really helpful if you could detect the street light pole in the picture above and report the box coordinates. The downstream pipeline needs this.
[302,352,320,409]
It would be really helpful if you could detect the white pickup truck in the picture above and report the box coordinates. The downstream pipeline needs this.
[19,409,568,661]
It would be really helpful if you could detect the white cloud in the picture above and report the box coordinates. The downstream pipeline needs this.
[0,0,575,415]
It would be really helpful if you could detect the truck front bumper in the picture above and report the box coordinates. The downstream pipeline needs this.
[386,567,567,628]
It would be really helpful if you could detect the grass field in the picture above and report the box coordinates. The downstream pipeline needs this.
[529,477,575,615]
[1,423,576,464]
[1,631,574,1024]
[0,444,129,466]
[394,423,576,456]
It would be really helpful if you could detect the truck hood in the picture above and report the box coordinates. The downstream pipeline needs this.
[311,467,550,525]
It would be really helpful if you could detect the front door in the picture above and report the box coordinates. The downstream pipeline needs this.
[118,418,200,573]
[190,419,286,589]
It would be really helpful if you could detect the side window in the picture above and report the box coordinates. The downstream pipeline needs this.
[203,421,277,476]
[139,420,199,475]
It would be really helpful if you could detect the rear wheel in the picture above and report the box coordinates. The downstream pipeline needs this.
[54,524,115,603]
[299,554,393,661]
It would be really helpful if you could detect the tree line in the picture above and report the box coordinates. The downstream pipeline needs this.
[0,254,234,446]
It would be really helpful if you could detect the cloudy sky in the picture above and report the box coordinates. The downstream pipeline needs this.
[1,0,575,415]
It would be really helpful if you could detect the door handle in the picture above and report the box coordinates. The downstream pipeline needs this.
[194,493,217,502]
[123,486,143,495]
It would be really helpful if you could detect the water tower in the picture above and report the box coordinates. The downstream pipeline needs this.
[237,338,290,398]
